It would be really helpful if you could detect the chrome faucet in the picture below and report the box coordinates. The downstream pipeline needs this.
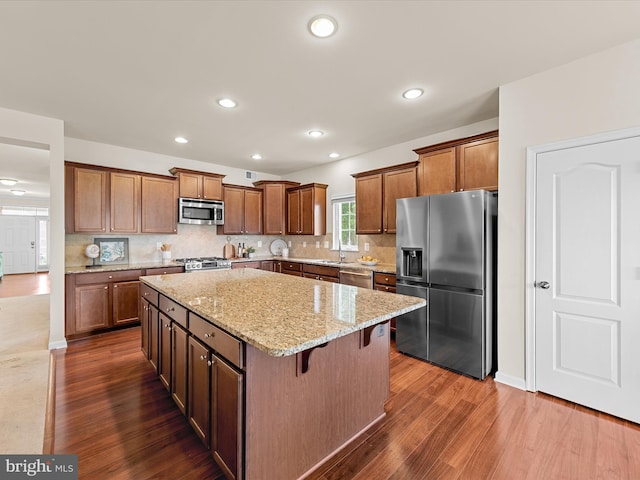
[338,239,346,263]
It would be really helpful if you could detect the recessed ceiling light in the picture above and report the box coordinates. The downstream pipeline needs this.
[174,136,188,144]
[329,152,340,159]
[251,154,262,160]
[10,189,26,196]
[308,130,324,138]
[402,88,424,100]
[308,15,338,38]
[217,98,237,108]
[0,178,18,186]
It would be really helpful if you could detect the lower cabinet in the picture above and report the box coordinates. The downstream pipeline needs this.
[171,323,188,415]
[149,304,160,373]
[211,353,243,480]
[188,335,211,447]
[374,272,397,332]
[158,313,172,391]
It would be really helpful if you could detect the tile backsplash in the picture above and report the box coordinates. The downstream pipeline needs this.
[66,224,397,267]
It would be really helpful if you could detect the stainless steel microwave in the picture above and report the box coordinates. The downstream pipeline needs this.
[178,197,224,225]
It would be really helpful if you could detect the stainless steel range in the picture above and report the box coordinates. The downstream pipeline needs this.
[175,256,232,272]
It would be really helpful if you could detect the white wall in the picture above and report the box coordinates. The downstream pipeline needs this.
[64,138,281,186]
[497,38,640,385]
[286,118,499,232]
[0,107,65,349]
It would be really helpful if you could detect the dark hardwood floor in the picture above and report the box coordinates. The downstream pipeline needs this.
[52,327,640,480]
[0,272,50,298]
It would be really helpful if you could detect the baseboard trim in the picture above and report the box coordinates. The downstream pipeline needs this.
[48,339,67,350]
[494,371,527,391]
[43,350,57,454]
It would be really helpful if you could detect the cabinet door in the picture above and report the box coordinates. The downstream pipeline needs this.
[417,147,457,195]
[211,354,243,480]
[113,280,140,325]
[110,172,140,233]
[286,189,300,234]
[188,336,211,447]
[178,172,202,198]
[149,303,160,373]
[222,186,245,234]
[140,297,151,358]
[171,322,188,415]
[141,176,178,233]
[355,174,383,234]
[74,283,110,333]
[73,167,108,233]
[262,183,286,235]
[260,260,275,271]
[299,187,314,235]
[457,137,498,191]
[383,167,417,234]
[202,176,223,200]
[243,189,263,234]
[158,313,172,391]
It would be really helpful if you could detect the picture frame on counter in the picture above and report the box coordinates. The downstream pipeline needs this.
[94,237,129,265]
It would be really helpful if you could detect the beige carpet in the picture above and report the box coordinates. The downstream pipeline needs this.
[0,294,50,454]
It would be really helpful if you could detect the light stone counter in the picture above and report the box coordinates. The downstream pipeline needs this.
[140,268,423,357]
[65,261,183,274]
[231,256,397,274]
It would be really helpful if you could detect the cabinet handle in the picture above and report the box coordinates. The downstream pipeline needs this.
[114,285,118,288]
[164,323,171,329]
[104,286,108,290]
[204,332,215,338]
[143,292,149,296]
[166,307,175,312]
[199,355,207,361]
[385,277,389,281]
[207,360,213,366]
[108,275,113,279]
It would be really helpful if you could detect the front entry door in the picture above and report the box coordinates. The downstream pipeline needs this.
[0,216,36,274]
[534,133,640,423]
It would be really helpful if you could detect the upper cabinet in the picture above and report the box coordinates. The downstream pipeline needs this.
[218,185,263,235]
[352,162,417,234]
[169,167,225,200]
[65,162,178,234]
[253,181,300,235]
[286,183,327,236]
[415,131,498,195]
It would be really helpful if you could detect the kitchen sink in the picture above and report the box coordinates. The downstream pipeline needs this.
[315,260,344,265]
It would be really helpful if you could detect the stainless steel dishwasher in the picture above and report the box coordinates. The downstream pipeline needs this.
[339,267,373,289]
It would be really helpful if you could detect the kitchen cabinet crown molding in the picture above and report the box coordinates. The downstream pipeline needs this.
[65,161,177,181]
[412,130,498,155]
[351,161,419,179]
[168,167,226,179]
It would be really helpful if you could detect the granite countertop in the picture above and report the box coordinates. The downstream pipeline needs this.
[140,268,423,357]
[232,256,397,274]
[65,261,183,274]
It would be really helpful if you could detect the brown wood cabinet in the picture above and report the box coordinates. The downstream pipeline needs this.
[415,131,498,195]
[171,322,189,416]
[141,175,178,233]
[253,181,300,235]
[374,272,397,333]
[302,263,340,283]
[281,261,303,277]
[188,335,211,448]
[65,162,178,234]
[259,260,277,272]
[65,269,142,338]
[286,183,327,235]
[219,185,263,235]
[231,261,261,269]
[159,312,172,391]
[353,162,417,234]
[169,167,225,200]
[211,353,243,480]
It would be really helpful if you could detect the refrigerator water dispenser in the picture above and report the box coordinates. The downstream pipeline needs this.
[401,248,423,279]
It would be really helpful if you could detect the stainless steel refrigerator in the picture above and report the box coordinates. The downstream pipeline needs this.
[395,190,497,379]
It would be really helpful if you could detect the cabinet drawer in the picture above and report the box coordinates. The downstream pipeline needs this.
[189,313,244,369]
[375,285,396,293]
[75,269,143,285]
[281,261,302,272]
[145,266,184,275]
[159,295,188,328]
[140,283,159,306]
[374,272,396,287]
[231,261,261,269]
[303,263,340,278]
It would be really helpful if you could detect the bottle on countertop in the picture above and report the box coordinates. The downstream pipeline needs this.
[237,243,243,258]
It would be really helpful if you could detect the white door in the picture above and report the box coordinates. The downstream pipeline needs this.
[534,134,640,423]
[0,216,37,274]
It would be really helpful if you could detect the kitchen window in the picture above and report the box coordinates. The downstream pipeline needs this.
[332,195,358,251]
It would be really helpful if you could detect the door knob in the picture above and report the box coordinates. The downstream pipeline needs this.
[536,281,550,289]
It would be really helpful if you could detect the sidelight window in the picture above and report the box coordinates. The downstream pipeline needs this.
[332,195,358,251]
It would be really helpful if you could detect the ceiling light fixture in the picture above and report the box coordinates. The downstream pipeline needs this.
[0,178,18,186]
[217,98,237,108]
[402,88,424,100]
[10,189,26,196]
[308,130,324,138]
[251,154,262,160]
[329,152,340,158]
[308,15,338,38]
[174,136,188,144]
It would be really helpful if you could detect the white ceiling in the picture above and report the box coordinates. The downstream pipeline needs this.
[0,1,639,200]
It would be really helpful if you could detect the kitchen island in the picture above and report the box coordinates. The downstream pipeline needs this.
[139,268,424,480]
